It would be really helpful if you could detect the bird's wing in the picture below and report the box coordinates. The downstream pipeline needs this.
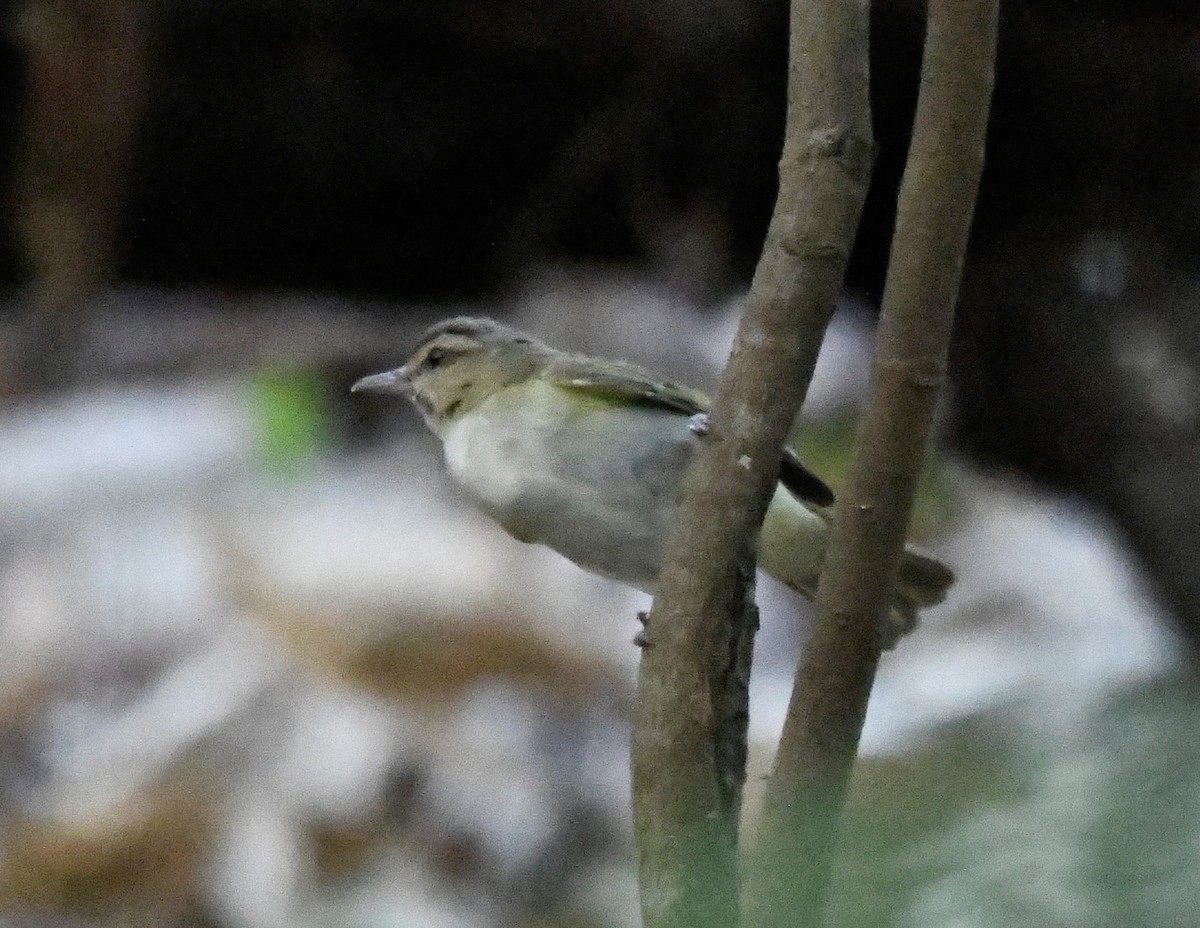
[780,445,836,507]
[547,355,709,416]
[547,356,836,508]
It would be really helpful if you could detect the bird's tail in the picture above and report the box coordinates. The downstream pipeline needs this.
[897,546,955,607]
[758,487,954,647]
[884,546,955,645]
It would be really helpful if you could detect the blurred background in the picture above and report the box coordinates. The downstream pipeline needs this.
[0,1,1198,926]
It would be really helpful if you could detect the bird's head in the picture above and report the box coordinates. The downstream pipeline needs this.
[351,316,551,431]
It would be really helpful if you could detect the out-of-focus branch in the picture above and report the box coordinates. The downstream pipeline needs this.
[10,0,150,380]
[628,0,874,923]
[742,1,999,924]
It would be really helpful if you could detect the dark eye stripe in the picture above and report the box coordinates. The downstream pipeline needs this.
[422,344,469,370]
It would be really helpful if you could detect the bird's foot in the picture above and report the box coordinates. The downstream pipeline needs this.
[634,610,652,648]
[688,412,710,437]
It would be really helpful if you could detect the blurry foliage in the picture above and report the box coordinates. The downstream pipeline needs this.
[827,672,1200,927]
[247,365,333,475]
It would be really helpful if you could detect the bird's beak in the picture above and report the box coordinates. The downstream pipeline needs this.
[351,366,412,395]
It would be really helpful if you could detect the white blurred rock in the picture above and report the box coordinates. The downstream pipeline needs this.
[0,382,252,528]
[34,624,288,822]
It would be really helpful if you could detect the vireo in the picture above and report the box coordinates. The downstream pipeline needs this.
[353,316,952,643]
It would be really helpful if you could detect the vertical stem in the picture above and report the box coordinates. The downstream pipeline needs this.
[630,0,874,924]
[12,0,150,331]
[743,1,999,924]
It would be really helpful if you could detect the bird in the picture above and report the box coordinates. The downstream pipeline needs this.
[352,316,953,644]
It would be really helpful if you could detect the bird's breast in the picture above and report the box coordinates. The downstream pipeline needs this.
[438,382,697,589]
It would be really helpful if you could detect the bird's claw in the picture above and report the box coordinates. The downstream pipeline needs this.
[634,610,652,648]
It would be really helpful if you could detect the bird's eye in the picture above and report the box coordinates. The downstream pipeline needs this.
[425,347,447,370]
